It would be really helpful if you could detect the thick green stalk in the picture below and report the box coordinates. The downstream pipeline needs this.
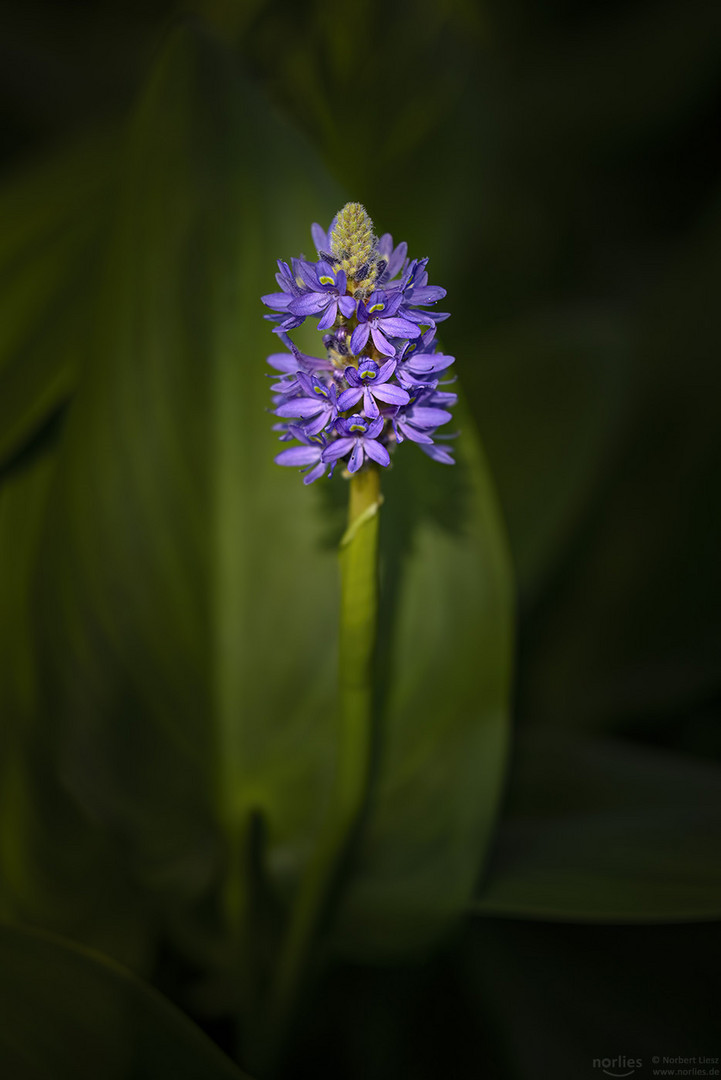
[338,464,381,786]
[266,466,381,1066]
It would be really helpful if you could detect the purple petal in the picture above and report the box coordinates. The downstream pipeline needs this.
[311,222,329,253]
[383,291,403,316]
[431,390,458,407]
[397,419,433,444]
[406,353,455,375]
[381,316,421,338]
[303,460,327,484]
[316,260,335,280]
[333,417,352,437]
[366,416,384,439]
[409,285,446,304]
[304,411,330,436]
[261,292,293,311]
[419,442,455,464]
[276,397,325,418]
[376,359,396,384]
[322,437,355,462]
[372,383,410,406]
[364,388,380,418]
[266,352,298,373]
[275,261,293,286]
[364,438,391,467]
[386,240,407,278]
[286,424,312,443]
[370,325,395,356]
[301,353,335,372]
[289,292,327,316]
[337,387,363,410]
[343,365,363,387]
[394,370,429,391]
[347,442,365,473]
[338,294,357,318]
[410,406,452,427]
[295,371,316,396]
[275,446,321,467]
[297,261,320,289]
[351,322,371,354]
[271,315,305,333]
[316,299,338,331]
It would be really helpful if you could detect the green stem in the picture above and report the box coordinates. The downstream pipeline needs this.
[337,465,381,784]
[265,466,381,1068]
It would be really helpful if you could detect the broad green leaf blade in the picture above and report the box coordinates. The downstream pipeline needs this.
[0,438,151,971]
[0,136,114,466]
[0,922,250,1079]
[31,25,344,979]
[476,732,721,920]
[333,400,513,957]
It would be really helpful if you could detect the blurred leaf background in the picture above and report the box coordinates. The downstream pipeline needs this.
[0,0,719,1077]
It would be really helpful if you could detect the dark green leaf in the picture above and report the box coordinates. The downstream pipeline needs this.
[477,732,721,920]
[0,922,250,1079]
[30,28,343,981]
[0,438,151,971]
[0,136,115,466]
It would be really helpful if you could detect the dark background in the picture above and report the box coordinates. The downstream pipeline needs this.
[1,1,720,1077]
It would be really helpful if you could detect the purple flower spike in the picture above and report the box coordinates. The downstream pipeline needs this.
[262,201,458,481]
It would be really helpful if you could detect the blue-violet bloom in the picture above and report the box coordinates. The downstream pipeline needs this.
[262,202,458,482]
[322,416,391,473]
[337,359,410,417]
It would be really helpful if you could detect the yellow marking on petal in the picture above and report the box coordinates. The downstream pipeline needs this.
[368,303,384,313]
[319,275,335,285]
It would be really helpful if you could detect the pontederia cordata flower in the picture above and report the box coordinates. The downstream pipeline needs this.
[260,206,461,1044]
[262,202,457,481]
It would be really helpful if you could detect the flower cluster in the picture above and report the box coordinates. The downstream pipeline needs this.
[262,203,457,483]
